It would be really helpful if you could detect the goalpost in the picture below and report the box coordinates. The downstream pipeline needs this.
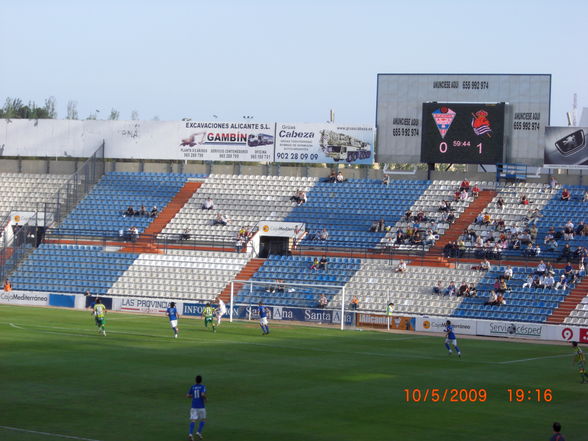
[228,279,348,330]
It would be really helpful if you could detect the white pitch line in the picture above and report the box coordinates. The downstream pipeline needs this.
[9,322,23,329]
[498,353,570,364]
[0,425,103,441]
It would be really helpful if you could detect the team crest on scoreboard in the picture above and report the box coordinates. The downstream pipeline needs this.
[471,110,493,137]
[431,107,456,139]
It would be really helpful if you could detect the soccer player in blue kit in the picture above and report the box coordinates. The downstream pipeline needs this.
[166,302,179,338]
[186,375,207,440]
[258,301,270,335]
[444,320,461,357]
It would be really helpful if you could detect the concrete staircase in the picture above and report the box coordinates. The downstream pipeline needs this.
[547,278,588,324]
[218,258,265,303]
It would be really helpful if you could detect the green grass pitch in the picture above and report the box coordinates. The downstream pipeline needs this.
[1,305,587,441]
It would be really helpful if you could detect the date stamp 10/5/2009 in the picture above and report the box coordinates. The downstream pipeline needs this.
[403,388,553,403]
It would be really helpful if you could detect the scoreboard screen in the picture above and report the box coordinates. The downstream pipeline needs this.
[420,102,505,164]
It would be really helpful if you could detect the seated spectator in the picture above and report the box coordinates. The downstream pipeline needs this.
[575,221,585,237]
[584,190,588,202]
[495,218,506,232]
[444,281,456,296]
[318,256,328,270]
[150,206,158,217]
[290,190,306,206]
[574,246,588,263]
[524,208,541,225]
[268,279,285,294]
[564,261,574,279]
[482,212,492,225]
[202,197,215,210]
[522,274,534,288]
[503,266,513,280]
[213,213,229,226]
[443,242,456,258]
[325,170,337,183]
[456,239,466,257]
[3,278,11,292]
[432,280,442,295]
[235,236,245,253]
[138,204,147,216]
[496,197,505,210]
[382,175,390,186]
[555,274,568,290]
[543,273,555,289]
[319,228,329,241]
[395,260,407,273]
[496,292,506,305]
[310,257,320,270]
[404,210,413,221]
[453,190,461,202]
[545,237,558,252]
[523,242,536,257]
[578,262,586,278]
[557,243,573,262]
[126,226,138,242]
[481,259,491,271]
[468,284,477,297]
[335,171,345,183]
[458,281,469,297]
[493,278,502,293]
[536,260,547,275]
[533,243,541,256]
[446,212,456,224]
[180,228,191,241]
[124,206,135,217]
[520,194,529,205]
[471,184,480,198]
[424,230,436,246]
[415,211,426,222]
[370,218,386,233]
[459,189,469,201]
[561,188,571,201]
[318,293,328,308]
[459,179,470,192]
[350,296,359,310]
[549,176,558,189]
[485,290,499,306]
[438,200,451,212]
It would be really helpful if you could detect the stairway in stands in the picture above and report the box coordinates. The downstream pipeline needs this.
[120,181,202,254]
[547,277,588,324]
[218,258,265,303]
[414,190,497,268]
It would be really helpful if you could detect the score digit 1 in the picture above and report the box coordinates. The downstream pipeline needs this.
[439,142,447,153]
[477,143,482,154]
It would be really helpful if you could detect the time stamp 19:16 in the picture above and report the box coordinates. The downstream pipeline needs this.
[403,388,553,403]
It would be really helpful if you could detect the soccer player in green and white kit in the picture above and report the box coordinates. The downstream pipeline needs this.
[92,298,107,336]
[572,341,588,383]
[202,303,216,333]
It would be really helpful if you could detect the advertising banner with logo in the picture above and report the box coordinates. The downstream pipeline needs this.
[256,221,304,238]
[0,291,49,306]
[544,126,588,168]
[274,123,375,164]
[476,320,545,340]
[357,313,415,330]
[415,317,477,335]
[112,297,175,314]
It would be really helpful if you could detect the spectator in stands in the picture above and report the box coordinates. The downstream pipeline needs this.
[459,189,468,201]
[138,205,147,216]
[444,281,456,296]
[555,274,568,290]
[395,259,407,273]
[318,293,328,308]
[575,221,585,237]
[150,206,158,217]
[325,170,337,183]
[482,212,492,226]
[290,190,306,206]
[536,260,547,276]
[382,175,390,186]
[468,284,477,297]
[545,237,558,252]
[496,197,505,210]
[235,236,245,253]
[443,242,455,258]
[268,279,285,294]
[561,188,571,201]
[180,228,191,241]
[503,266,513,280]
[319,228,329,241]
[459,179,470,192]
[522,274,534,288]
[549,176,558,189]
[557,243,573,262]
[458,281,469,297]
[202,197,215,210]
[432,280,442,295]
[578,262,586,278]
[456,239,466,257]
[404,209,413,222]
[543,273,555,289]
[335,171,345,183]
[584,190,588,202]
[213,213,229,226]
[350,296,359,310]
[3,279,11,292]
[128,226,138,242]
[523,242,536,257]
[524,208,542,225]
[564,261,574,279]
[533,243,542,256]
[310,257,320,270]
[124,206,135,217]
[485,290,499,306]
[415,211,426,222]
[481,258,491,271]
[471,184,480,198]
[520,194,529,205]
[574,246,588,263]
[446,211,456,224]
[424,230,436,247]
[318,256,328,270]
[438,200,451,212]
[453,189,461,202]
[370,218,386,233]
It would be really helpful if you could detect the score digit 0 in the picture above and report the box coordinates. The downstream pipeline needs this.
[439,142,447,153]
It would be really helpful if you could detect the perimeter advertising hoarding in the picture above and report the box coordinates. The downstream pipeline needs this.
[376,74,551,165]
[421,102,505,164]
[274,123,375,164]
[544,126,588,168]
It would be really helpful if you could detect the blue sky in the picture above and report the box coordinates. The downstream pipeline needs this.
[1,0,585,125]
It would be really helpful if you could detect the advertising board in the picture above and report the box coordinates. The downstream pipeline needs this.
[274,123,374,164]
[0,291,49,306]
[544,126,588,168]
[415,317,477,335]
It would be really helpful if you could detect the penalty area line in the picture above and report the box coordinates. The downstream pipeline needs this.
[498,353,570,364]
[0,425,103,441]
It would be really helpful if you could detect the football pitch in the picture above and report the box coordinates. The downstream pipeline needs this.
[1,305,587,441]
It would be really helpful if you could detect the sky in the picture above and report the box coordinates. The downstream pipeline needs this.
[0,0,586,125]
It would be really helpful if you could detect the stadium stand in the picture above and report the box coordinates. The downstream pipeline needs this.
[564,294,588,326]
[55,172,204,236]
[0,172,70,218]
[9,243,138,295]
[286,178,428,249]
[107,249,249,300]
[234,255,361,307]
[161,174,316,242]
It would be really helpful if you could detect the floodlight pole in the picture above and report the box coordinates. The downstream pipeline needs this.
[230,281,234,323]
